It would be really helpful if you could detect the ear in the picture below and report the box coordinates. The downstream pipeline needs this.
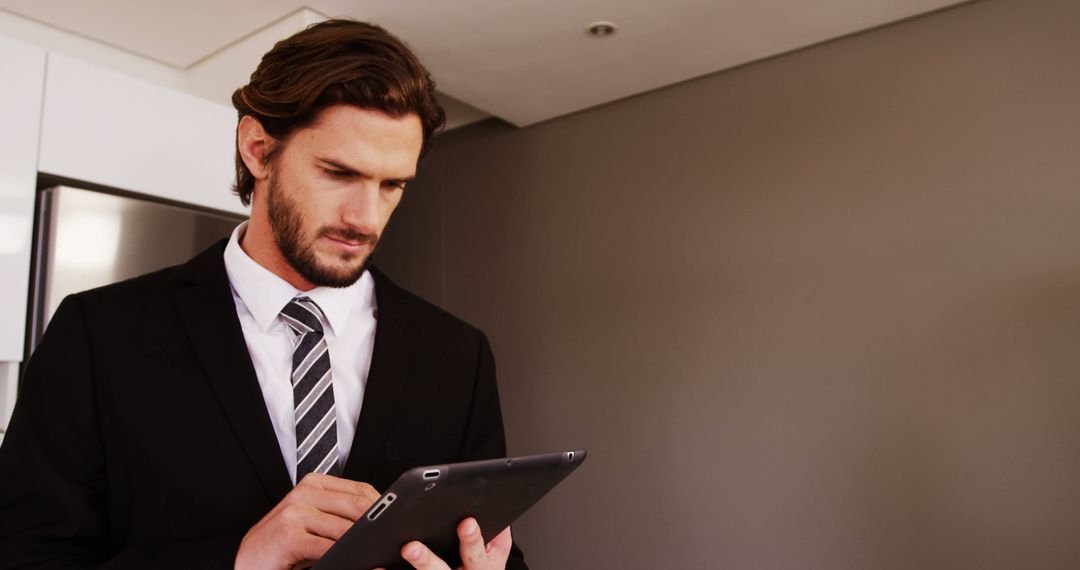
[237,115,275,181]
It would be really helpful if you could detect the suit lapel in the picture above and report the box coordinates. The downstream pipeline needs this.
[341,267,413,483]
[171,240,293,503]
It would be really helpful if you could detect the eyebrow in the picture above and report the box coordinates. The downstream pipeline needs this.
[318,158,361,176]
[318,158,415,184]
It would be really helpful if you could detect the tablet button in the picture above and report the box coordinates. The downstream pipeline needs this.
[367,493,397,521]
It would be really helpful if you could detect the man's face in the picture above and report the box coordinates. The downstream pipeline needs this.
[260,105,423,288]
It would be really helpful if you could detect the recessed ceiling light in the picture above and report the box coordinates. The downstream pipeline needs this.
[587,21,617,38]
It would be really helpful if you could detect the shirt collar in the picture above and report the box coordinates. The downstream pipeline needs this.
[222,222,374,336]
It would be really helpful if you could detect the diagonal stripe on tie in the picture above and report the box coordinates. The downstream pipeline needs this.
[291,334,323,372]
[296,386,335,440]
[310,448,339,477]
[293,300,325,325]
[298,415,339,477]
[282,296,340,481]
[282,298,324,332]
[294,368,333,419]
[299,437,339,478]
[297,406,336,459]
[280,312,314,335]
[292,344,329,387]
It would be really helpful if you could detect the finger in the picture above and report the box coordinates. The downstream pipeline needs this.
[401,541,451,570]
[457,518,487,568]
[299,506,355,541]
[487,526,513,558]
[298,472,381,499]
[277,502,354,541]
[292,533,336,567]
[305,487,380,522]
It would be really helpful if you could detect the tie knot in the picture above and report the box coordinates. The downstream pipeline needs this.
[280,296,325,335]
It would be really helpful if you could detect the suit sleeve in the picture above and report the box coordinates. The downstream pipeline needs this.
[458,332,528,570]
[459,332,508,463]
[0,296,242,569]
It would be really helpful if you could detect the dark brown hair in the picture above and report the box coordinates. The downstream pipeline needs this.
[231,19,445,205]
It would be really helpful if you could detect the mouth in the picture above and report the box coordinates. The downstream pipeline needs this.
[321,231,377,254]
[324,236,370,251]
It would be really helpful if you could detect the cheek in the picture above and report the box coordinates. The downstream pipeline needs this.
[301,183,343,222]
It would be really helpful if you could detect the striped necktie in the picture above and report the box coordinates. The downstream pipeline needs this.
[280,296,341,479]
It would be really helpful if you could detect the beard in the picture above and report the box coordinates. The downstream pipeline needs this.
[267,174,378,288]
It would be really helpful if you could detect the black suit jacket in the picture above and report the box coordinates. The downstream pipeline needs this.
[0,240,525,569]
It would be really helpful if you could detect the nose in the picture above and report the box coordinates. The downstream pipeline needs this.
[340,181,383,236]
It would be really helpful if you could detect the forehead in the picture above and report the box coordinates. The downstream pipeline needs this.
[289,105,423,175]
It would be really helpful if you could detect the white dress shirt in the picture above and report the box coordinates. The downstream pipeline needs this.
[222,223,377,484]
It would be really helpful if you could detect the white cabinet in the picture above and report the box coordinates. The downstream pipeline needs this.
[0,36,46,363]
[1,35,247,366]
[0,362,16,436]
[39,54,245,216]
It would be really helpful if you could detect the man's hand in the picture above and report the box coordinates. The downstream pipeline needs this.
[235,472,381,570]
[392,518,512,570]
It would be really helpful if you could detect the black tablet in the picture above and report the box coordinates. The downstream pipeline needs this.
[312,449,587,570]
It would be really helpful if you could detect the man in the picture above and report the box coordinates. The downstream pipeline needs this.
[0,20,524,570]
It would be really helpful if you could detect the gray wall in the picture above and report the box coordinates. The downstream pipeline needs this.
[376,0,1080,567]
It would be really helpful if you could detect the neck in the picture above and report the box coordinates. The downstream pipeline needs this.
[241,203,317,292]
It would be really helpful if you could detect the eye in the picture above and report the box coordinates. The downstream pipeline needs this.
[324,168,350,179]
[384,180,408,191]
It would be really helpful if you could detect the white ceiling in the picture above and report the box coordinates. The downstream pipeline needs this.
[0,0,970,128]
